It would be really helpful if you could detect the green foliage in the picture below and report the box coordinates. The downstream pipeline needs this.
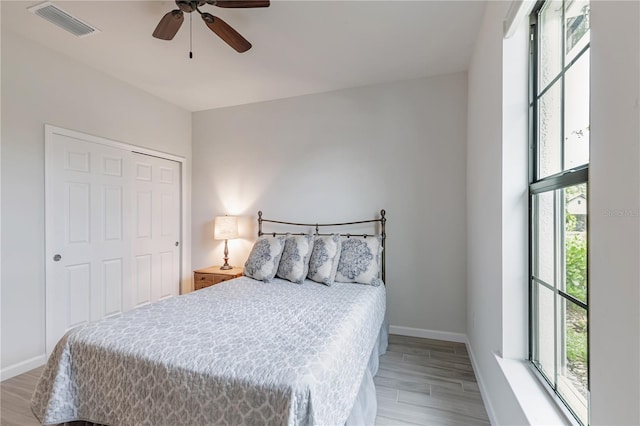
[566,318,587,363]
[564,183,588,365]
[565,234,587,301]
[565,233,587,363]
[565,184,587,301]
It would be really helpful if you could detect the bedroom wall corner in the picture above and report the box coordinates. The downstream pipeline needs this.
[0,30,192,379]
[191,73,469,336]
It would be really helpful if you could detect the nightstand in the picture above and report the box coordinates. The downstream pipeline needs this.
[193,266,243,291]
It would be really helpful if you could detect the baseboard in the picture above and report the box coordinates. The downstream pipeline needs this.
[389,325,467,343]
[465,339,499,426]
[1,354,46,382]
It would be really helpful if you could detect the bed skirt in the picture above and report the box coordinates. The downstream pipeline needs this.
[345,314,389,426]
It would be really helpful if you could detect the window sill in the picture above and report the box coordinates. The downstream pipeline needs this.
[494,352,579,426]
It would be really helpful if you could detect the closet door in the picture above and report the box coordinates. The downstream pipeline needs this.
[46,130,132,354]
[131,153,181,307]
[45,127,183,356]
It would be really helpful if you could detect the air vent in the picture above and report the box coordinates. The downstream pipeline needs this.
[28,2,99,38]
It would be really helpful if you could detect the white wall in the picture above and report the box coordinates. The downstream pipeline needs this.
[467,1,640,424]
[501,15,528,363]
[0,31,192,377]
[192,74,468,334]
[466,2,529,424]
[589,2,640,424]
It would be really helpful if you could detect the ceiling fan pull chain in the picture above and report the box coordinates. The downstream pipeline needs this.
[189,12,193,59]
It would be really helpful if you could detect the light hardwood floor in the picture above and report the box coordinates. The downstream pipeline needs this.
[0,335,489,426]
[1,366,43,426]
[375,334,490,425]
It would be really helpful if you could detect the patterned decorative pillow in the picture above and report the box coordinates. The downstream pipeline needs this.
[276,234,315,284]
[307,234,342,286]
[335,235,383,285]
[244,235,286,282]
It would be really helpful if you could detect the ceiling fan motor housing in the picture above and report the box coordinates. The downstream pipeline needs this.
[175,1,201,13]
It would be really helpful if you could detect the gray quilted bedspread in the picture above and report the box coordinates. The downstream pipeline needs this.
[32,277,386,426]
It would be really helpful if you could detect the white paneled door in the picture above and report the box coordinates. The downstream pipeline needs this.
[132,153,180,307]
[45,127,181,355]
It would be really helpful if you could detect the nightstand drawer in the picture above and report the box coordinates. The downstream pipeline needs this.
[214,275,233,284]
[195,273,214,283]
[194,273,214,290]
[193,267,243,291]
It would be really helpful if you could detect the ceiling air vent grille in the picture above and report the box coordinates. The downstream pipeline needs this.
[28,2,99,38]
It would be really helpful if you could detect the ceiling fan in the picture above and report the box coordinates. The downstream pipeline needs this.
[153,0,270,53]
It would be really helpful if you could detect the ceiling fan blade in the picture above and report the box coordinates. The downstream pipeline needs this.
[152,10,184,40]
[214,1,270,8]
[201,13,252,53]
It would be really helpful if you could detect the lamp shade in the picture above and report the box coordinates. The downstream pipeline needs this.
[214,216,239,240]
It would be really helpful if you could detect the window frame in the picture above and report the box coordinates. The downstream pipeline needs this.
[528,1,590,424]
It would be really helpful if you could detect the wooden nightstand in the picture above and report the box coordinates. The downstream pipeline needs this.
[193,266,243,291]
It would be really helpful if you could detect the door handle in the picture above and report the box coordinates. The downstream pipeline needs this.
[175,242,179,247]
[53,254,62,262]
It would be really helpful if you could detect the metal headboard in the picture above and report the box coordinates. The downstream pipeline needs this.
[257,209,386,283]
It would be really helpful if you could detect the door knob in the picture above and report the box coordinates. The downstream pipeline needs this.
[53,254,61,262]
[175,242,179,247]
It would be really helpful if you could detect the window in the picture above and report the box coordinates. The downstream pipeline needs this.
[529,1,590,424]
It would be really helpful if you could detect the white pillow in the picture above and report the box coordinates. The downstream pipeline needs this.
[335,235,383,286]
[244,235,286,282]
[277,234,315,284]
[307,234,342,286]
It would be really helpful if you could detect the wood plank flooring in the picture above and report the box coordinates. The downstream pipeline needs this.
[0,335,489,426]
[375,335,490,426]
[1,366,42,426]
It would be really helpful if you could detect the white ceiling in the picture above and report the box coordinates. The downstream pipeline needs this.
[3,1,487,112]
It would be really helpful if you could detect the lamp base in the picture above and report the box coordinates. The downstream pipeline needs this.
[220,239,232,270]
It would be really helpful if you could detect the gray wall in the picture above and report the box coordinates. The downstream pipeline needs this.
[192,73,468,334]
[1,31,192,376]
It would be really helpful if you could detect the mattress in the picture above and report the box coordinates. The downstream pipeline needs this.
[32,277,386,425]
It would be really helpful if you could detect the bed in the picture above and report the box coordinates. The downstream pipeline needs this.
[32,211,388,426]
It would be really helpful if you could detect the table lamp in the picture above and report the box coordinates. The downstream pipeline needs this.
[214,215,239,270]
